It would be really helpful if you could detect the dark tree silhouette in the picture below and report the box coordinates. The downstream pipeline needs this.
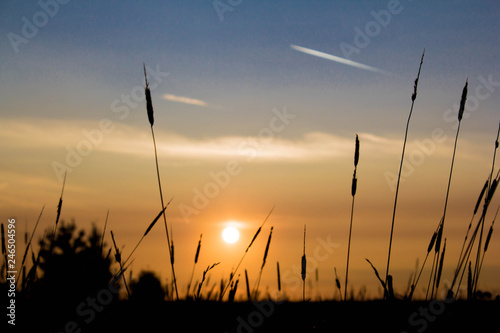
[31,221,113,308]
[131,271,165,303]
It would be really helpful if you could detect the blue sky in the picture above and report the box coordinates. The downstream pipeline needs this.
[2,1,499,137]
[1,1,500,298]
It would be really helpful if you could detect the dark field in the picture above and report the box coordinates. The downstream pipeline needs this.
[13,296,500,333]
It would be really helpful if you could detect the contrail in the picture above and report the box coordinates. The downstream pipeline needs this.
[290,44,393,76]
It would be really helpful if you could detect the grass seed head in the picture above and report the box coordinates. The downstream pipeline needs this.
[435,221,443,253]
[301,254,307,281]
[143,63,154,127]
[354,134,360,167]
[475,180,489,215]
[484,225,493,252]
[458,79,468,122]
[427,231,437,253]
[194,234,202,264]
[351,172,357,197]
[411,48,425,102]
[261,227,273,269]
[334,267,341,291]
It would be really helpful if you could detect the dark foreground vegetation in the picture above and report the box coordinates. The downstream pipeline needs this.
[10,295,500,333]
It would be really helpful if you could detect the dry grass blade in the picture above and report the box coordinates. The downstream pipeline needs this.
[144,199,171,237]
[100,209,110,253]
[276,262,281,292]
[245,269,251,300]
[16,205,45,287]
[122,202,172,267]
[110,231,121,264]
[246,206,275,253]
[366,258,386,295]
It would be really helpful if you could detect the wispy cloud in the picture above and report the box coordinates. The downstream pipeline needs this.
[0,118,485,164]
[162,94,208,107]
[290,44,394,76]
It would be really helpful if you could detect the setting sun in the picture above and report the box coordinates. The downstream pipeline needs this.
[222,226,240,244]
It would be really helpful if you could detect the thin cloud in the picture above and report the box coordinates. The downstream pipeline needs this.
[290,44,394,76]
[1,118,484,163]
[162,94,208,107]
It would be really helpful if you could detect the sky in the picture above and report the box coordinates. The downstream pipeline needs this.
[1,0,500,300]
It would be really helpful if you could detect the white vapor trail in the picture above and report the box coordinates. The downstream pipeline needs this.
[290,44,393,76]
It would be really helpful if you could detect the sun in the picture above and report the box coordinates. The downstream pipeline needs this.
[222,226,240,244]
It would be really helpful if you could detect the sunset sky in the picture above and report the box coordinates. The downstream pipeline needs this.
[1,1,500,300]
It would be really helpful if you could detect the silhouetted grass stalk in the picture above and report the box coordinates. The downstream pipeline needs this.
[187,234,202,298]
[245,269,251,300]
[334,267,342,301]
[219,206,275,300]
[121,202,171,267]
[472,122,500,291]
[385,50,425,288]
[253,226,273,299]
[476,204,498,287]
[196,262,220,300]
[408,226,437,300]
[345,134,359,301]
[50,172,66,255]
[110,230,130,297]
[449,122,498,298]
[144,63,179,300]
[423,79,467,299]
[301,225,307,302]
[100,209,110,254]
[15,205,45,288]
[446,178,488,297]
[276,262,281,292]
